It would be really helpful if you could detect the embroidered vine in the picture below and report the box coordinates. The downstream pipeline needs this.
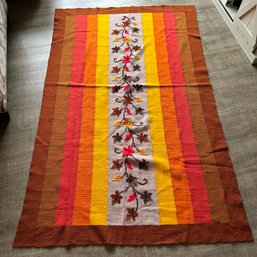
[110,16,152,221]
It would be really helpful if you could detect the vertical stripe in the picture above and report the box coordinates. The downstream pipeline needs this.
[73,15,97,225]
[164,12,212,224]
[37,16,75,225]
[175,12,229,222]
[90,14,109,225]
[55,16,87,226]
[153,13,195,224]
[185,10,246,222]
[142,13,177,224]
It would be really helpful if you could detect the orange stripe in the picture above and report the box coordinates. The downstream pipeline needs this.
[153,13,194,224]
[175,12,229,222]
[73,15,97,225]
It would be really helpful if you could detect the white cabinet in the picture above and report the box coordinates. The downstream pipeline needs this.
[213,0,257,64]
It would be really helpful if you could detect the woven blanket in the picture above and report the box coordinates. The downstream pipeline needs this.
[14,6,253,246]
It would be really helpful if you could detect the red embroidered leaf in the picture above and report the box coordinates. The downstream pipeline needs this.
[125,29,129,34]
[124,133,132,141]
[125,66,130,72]
[124,47,130,52]
[123,84,129,91]
[126,161,133,170]
[122,55,131,63]
[122,145,135,157]
[127,194,136,202]
[126,107,132,115]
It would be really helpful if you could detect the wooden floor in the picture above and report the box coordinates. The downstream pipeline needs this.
[1,0,257,256]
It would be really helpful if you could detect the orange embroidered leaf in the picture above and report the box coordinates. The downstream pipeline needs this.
[139,149,148,156]
[136,97,142,103]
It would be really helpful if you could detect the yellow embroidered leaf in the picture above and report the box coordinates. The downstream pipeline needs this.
[112,174,122,182]
[136,97,142,103]
[139,149,148,156]
[134,55,140,61]
[113,37,120,42]
[133,22,138,26]
[113,120,121,126]
[113,76,119,81]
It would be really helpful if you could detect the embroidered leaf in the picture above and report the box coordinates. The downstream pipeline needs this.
[111,107,122,116]
[132,27,140,33]
[113,76,119,81]
[133,84,143,92]
[123,95,133,104]
[136,97,142,103]
[113,37,120,42]
[123,118,133,128]
[125,66,130,72]
[133,65,141,72]
[139,159,149,170]
[124,133,132,141]
[112,29,120,35]
[126,174,137,187]
[111,66,121,74]
[140,191,152,204]
[112,46,120,53]
[122,145,135,157]
[135,107,144,115]
[124,29,129,34]
[124,47,130,52]
[112,132,123,143]
[113,120,121,127]
[133,22,138,26]
[112,174,122,182]
[133,45,141,51]
[123,84,129,91]
[137,133,149,143]
[111,190,123,205]
[122,55,131,63]
[134,55,140,61]
[139,149,148,156]
[126,107,132,115]
[126,161,133,170]
[123,37,131,43]
[126,207,138,221]
[112,85,121,93]
[111,160,123,170]
[122,20,130,27]
[127,194,136,202]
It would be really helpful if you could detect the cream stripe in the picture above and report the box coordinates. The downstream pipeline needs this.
[142,13,177,224]
[90,14,109,225]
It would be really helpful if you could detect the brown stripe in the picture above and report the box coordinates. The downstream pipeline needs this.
[14,222,252,246]
[14,10,66,231]
[175,12,229,222]
[185,9,250,223]
[37,16,76,225]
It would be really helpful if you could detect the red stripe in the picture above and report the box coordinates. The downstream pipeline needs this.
[56,16,87,226]
[164,12,211,223]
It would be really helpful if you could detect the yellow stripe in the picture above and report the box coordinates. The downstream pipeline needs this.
[142,13,177,224]
[90,14,109,225]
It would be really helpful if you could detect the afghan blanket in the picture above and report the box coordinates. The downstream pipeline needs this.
[14,6,253,246]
